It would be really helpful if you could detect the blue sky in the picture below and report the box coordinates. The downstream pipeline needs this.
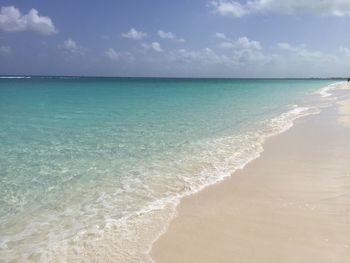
[1,0,350,77]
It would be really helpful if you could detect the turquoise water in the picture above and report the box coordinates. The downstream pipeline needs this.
[0,77,336,261]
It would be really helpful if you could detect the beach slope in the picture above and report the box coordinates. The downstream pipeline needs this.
[151,93,350,262]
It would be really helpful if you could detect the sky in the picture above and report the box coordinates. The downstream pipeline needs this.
[0,0,350,78]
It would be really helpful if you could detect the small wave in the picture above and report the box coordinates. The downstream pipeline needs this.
[41,104,321,263]
[315,81,346,98]
[0,76,31,79]
[317,85,334,98]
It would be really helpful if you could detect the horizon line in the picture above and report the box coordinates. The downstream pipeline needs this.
[0,75,347,80]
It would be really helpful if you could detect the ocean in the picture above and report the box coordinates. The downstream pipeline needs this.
[0,77,338,262]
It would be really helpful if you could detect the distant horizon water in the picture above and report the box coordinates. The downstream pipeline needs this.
[0,78,341,261]
[0,75,347,80]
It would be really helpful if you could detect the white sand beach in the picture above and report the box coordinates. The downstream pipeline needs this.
[151,83,350,263]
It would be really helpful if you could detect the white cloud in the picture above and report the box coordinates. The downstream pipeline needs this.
[102,39,350,77]
[339,46,350,57]
[219,41,235,48]
[219,36,262,50]
[158,30,175,39]
[274,42,350,76]
[0,45,11,56]
[271,42,338,76]
[277,42,294,51]
[214,32,228,40]
[211,0,350,17]
[214,35,266,66]
[211,1,247,17]
[163,36,265,70]
[142,42,163,52]
[61,38,85,55]
[122,28,147,40]
[277,42,309,53]
[63,38,77,50]
[157,38,350,77]
[105,48,135,62]
[158,48,233,77]
[168,48,231,65]
[0,6,57,35]
[277,42,318,57]
[237,36,261,50]
[158,30,185,42]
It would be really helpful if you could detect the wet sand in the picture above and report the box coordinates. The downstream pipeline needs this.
[151,94,350,262]
[338,91,350,128]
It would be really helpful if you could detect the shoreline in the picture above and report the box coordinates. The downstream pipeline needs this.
[150,83,350,262]
[0,81,344,262]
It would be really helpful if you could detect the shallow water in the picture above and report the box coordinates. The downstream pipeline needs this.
[0,77,338,261]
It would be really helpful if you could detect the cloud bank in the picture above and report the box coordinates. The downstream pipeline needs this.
[123,35,348,77]
[211,0,350,17]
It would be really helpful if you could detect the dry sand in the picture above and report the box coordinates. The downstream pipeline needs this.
[151,96,350,262]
